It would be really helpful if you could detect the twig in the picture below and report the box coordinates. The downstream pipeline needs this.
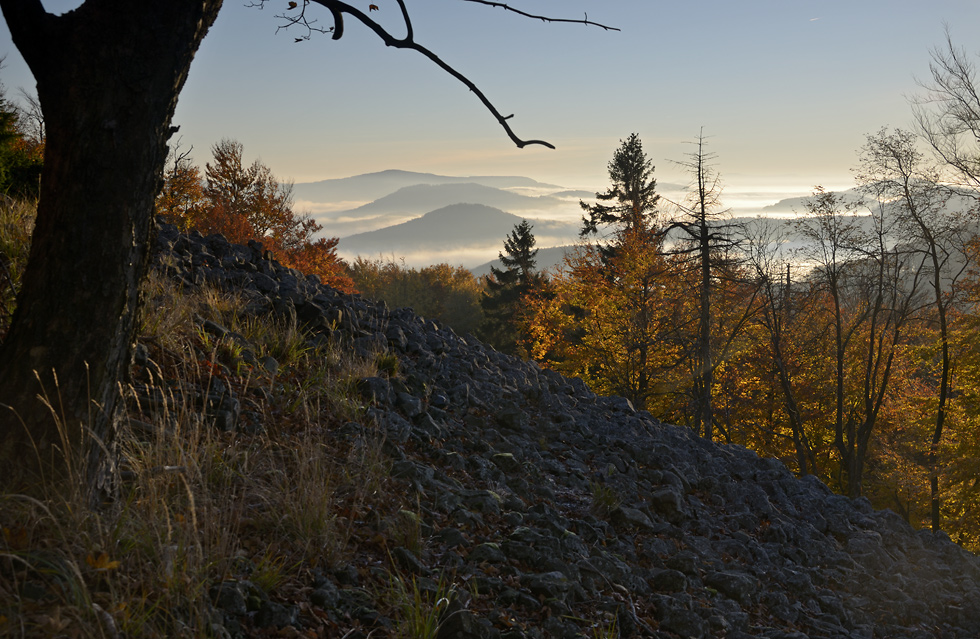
[459,0,619,31]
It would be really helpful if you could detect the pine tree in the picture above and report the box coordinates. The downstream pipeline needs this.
[480,220,542,354]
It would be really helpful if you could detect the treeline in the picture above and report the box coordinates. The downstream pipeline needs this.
[0,78,43,200]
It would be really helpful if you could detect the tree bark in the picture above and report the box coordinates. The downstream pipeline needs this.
[0,0,222,489]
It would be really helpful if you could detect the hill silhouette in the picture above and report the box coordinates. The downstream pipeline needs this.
[338,204,580,265]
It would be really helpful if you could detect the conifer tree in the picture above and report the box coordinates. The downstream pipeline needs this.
[480,220,542,354]
[580,133,660,251]
[523,135,677,409]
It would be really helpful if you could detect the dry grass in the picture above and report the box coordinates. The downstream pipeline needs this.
[0,198,35,339]
[0,224,405,638]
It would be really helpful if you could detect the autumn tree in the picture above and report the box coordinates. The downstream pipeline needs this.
[161,138,356,293]
[525,134,683,410]
[156,142,206,230]
[479,220,543,354]
[742,220,819,475]
[0,0,611,488]
[203,139,291,241]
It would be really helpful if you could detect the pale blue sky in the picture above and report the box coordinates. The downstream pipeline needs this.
[5,1,980,204]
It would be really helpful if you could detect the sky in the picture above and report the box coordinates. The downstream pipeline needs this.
[3,1,980,211]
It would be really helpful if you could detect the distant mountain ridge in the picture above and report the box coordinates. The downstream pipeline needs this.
[339,203,523,253]
[337,204,581,267]
[304,170,917,270]
[322,182,591,238]
[292,169,565,206]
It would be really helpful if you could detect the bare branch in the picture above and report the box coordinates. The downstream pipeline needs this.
[247,0,333,40]
[458,0,619,31]
[251,0,618,148]
[16,87,44,144]
[912,27,980,188]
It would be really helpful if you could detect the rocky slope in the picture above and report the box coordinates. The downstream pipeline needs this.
[154,221,980,639]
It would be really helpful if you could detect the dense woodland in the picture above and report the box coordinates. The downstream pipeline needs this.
[4,36,980,552]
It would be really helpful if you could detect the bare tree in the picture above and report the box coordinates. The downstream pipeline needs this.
[15,88,43,146]
[665,131,750,441]
[913,28,980,190]
[795,188,921,498]
[858,127,971,530]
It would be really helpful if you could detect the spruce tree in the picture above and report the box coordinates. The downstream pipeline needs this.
[580,133,660,242]
[480,220,541,354]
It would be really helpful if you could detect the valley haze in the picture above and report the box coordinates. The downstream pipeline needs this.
[295,169,846,270]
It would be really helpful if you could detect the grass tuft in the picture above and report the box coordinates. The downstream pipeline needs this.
[0,236,402,637]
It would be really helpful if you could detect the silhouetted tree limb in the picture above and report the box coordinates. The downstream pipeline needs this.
[458,1,618,31]
[255,0,616,149]
[913,27,980,189]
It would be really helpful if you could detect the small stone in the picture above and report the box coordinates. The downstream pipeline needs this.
[705,571,759,605]
[491,452,521,473]
[524,571,571,600]
[663,608,708,639]
[468,542,507,564]
[392,546,425,575]
[211,581,247,616]
[254,600,298,629]
[260,355,279,376]
[436,610,495,639]
[609,506,657,532]
[648,568,688,592]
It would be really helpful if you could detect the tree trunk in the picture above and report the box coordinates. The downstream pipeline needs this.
[929,295,951,531]
[0,0,222,489]
[698,218,712,440]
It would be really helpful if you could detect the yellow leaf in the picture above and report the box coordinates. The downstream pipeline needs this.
[2,526,28,550]
[288,1,298,8]
[85,552,121,571]
[369,4,379,11]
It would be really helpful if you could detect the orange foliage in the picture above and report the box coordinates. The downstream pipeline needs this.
[156,140,356,294]
[277,235,357,294]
